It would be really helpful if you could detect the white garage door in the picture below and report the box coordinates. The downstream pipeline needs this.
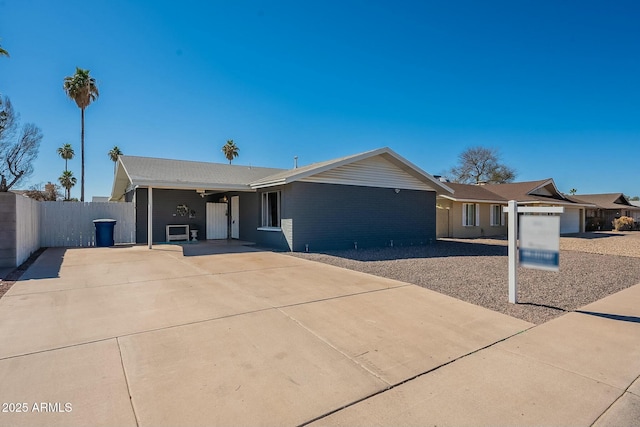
[560,208,580,234]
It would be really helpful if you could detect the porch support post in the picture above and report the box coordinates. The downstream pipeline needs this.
[507,200,518,303]
[148,186,153,249]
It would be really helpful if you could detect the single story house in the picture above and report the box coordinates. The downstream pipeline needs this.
[436,179,593,238]
[110,147,453,251]
[573,193,640,230]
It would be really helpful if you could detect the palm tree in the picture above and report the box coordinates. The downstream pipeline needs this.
[57,143,74,172]
[58,170,77,201]
[221,139,239,164]
[569,188,577,195]
[63,67,99,201]
[108,146,123,173]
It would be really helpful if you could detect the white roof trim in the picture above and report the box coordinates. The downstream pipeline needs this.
[529,179,568,200]
[250,147,454,194]
[439,195,506,204]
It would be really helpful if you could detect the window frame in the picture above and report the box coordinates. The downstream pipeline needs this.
[462,203,479,227]
[490,204,505,226]
[260,190,281,229]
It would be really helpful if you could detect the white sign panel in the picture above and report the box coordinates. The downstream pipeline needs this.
[519,215,560,271]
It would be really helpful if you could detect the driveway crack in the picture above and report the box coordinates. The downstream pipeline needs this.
[117,337,140,427]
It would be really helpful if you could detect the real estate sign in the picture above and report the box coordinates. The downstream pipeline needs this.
[519,215,560,271]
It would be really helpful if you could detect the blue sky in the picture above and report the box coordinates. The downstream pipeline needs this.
[1,0,638,199]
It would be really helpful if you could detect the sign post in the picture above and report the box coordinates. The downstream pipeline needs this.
[503,202,563,304]
[507,201,518,303]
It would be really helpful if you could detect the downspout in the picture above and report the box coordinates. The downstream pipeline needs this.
[148,186,153,249]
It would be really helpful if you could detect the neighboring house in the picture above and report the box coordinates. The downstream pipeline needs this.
[110,147,453,251]
[436,182,509,238]
[573,193,640,230]
[436,179,593,238]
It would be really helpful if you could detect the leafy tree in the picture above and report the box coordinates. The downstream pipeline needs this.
[57,143,74,172]
[0,96,42,192]
[221,139,239,164]
[58,170,77,200]
[630,196,639,201]
[63,67,99,202]
[108,145,122,172]
[448,146,516,184]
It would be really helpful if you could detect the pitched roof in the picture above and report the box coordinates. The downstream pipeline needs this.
[110,156,285,200]
[250,147,454,194]
[573,193,639,210]
[440,182,506,203]
[440,179,593,207]
[484,179,571,204]
[110,148,453,201]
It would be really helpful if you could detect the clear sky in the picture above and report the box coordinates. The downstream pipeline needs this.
[1,0,638,199]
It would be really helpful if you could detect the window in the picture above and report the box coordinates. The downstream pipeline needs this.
[490,204,504,226]
[261,191,280,228]
[462,203,479,226]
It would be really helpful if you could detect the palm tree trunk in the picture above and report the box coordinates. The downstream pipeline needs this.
[81,107,85,202]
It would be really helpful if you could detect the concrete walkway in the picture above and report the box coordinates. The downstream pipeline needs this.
[0,243,638,426]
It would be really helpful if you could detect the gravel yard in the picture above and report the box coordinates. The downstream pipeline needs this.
[290,231,640,324]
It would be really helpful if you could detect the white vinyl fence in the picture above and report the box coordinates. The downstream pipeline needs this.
[15,194,41,266]
[39,201,135,247]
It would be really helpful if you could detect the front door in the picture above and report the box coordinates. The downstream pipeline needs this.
[231,196,239,239]
[206,203,227,239]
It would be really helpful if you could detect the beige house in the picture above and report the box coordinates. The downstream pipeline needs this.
[436,179,593,238]
[573,193,640,230]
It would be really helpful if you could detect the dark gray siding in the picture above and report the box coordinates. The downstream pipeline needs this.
[133,183,436,251]
[286,182,436,252]
[254,185,291,251]
[135,188,209,243]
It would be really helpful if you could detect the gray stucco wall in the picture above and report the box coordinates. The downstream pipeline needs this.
[135,188,209,243]
[134,188,265,244]
[132,183,436,251]
[0,192,17,267]
[284,182,436,252]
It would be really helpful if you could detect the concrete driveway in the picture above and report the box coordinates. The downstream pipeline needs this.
[0,242,638,426]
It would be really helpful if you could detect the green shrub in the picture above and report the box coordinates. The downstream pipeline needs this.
[612,216,634,231]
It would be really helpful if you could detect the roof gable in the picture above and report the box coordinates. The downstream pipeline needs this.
[441,178,593,207]
[110,148,453,201]
[484,179,566,201]
[250,147,453,193]
[574,193,638,209]
[298,155,433,191]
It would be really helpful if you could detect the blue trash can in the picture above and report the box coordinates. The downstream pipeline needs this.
[93,219,117,247]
